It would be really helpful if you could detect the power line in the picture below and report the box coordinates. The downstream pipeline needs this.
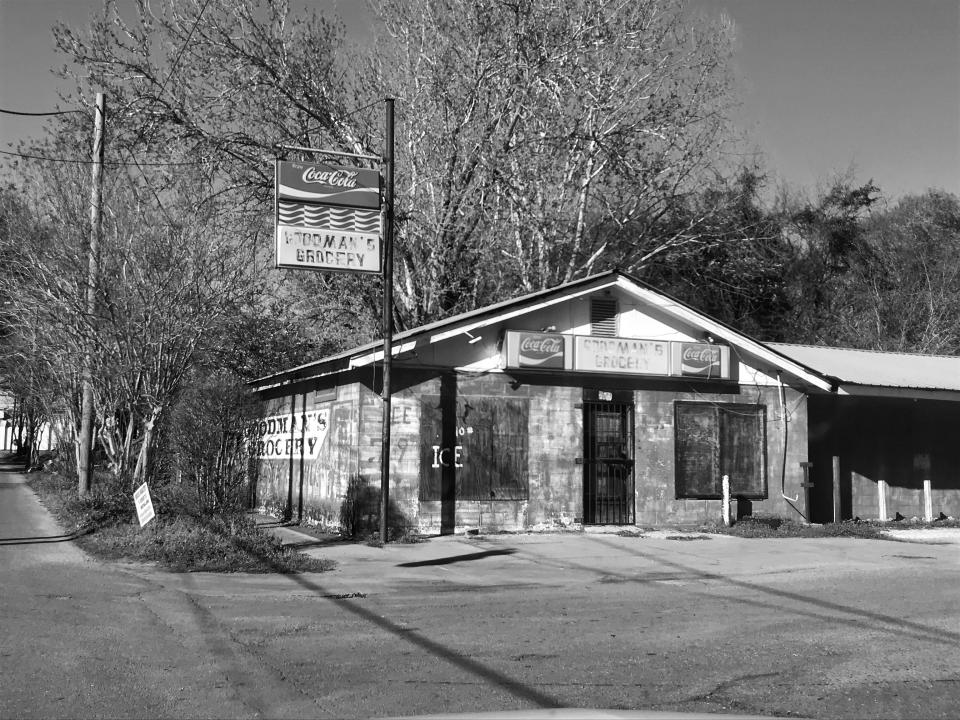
[0,148,209,166]
[0,108,84,117]
[156,0,214,99]
[339,98,385,122]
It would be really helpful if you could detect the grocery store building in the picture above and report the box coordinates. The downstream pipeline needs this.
[249,272,960,533]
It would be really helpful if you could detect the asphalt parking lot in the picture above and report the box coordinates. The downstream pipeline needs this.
[5,465,959,720]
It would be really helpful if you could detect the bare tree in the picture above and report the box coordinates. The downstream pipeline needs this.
[366,0,739,322]
[52,0,740,328]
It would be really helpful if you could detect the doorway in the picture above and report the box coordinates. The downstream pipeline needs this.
[583,400,635,524]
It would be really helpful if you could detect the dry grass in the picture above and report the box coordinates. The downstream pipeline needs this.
[28,471,335,573]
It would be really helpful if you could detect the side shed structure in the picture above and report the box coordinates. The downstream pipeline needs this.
[249,272,960,533]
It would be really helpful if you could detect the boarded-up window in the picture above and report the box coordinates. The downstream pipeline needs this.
[458,398,528,500]
[675,403,720,497]
[675,402,766,499]
[419,396,529,501]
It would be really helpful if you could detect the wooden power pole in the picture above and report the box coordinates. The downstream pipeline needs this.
[78,92,105,497]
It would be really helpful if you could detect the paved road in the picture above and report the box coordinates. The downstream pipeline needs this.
[2,457,959,719]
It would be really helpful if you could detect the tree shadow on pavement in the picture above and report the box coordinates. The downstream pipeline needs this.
[181,515,563,710]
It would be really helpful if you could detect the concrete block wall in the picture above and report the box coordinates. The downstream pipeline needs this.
[355,380,433,533]
[633,386,809,526]
[298,386,362,527]
[255,373,820,532]
[252,385,363,527]
[251,395,295,516]
[526,385,582,528]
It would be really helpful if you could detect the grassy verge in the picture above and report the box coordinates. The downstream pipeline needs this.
[28,470,335,573]
[708,514,960,539]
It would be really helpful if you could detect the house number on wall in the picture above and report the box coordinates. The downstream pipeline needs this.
[431,445,464,468]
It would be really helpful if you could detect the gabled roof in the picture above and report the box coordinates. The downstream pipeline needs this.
[252,272,623,389]
[252,271,836,393]
[770,343,960,398]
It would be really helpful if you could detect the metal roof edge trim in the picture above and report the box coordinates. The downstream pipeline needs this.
[613,276,834,392]
[836,384,960,402]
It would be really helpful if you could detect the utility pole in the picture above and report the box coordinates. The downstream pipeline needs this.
[78,92,105,497]
[380,98,395,543]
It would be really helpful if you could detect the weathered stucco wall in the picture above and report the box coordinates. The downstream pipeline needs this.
[251,384,362,527]
[253,369,815,532]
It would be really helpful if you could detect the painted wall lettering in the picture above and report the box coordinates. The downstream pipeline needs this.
[248,408,330,459]
[431,445,464,468]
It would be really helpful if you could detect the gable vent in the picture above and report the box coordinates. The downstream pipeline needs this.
[590,297,618,337]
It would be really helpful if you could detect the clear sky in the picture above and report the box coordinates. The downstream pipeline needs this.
[1,0,958,202]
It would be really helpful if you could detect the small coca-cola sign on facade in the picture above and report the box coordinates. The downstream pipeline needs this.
[679,343,722,376]
[518,333,565,368]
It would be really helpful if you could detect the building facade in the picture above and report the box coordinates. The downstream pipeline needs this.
[250,273,960,533]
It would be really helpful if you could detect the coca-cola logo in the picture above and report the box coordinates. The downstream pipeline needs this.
[301,167,359,188]
[682,346,719,365]
[518,333,564,367]
[520,336,563,354]
[680,343,721,375]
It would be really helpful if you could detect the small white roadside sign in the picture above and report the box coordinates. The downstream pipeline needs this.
[133,482,156,527]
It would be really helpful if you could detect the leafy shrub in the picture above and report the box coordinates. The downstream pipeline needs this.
[339,475,380,538]
[167,371,260,514]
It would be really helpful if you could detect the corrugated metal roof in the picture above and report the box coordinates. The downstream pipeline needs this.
[769,343,960,392]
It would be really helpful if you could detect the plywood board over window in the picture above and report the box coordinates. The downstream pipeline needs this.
[458,398,529,500]
[674,402,766,499]
[419,396,529,502]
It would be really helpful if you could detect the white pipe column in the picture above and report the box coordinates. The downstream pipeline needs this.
[722,474,731,527]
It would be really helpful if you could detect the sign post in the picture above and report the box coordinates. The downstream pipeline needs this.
[380,98,395,543]
[271,101,394,543]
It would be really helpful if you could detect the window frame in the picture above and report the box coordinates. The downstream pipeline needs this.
[674,401,768,500]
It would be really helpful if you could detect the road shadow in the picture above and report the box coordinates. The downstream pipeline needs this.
[282,537,352,550]
[398,548,517,567]
[174,516,562,710]
[0,527,93,546]
[581,534,960,648]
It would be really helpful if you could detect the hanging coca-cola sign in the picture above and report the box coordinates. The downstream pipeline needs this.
[275,160,383,274]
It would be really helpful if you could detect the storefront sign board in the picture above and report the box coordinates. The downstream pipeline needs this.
[574,336,671,375]
[276,226,381,273]
[275,160,383,273]
[503,331,732,380]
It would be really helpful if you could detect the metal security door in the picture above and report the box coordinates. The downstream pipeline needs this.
[583,402,635,524]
